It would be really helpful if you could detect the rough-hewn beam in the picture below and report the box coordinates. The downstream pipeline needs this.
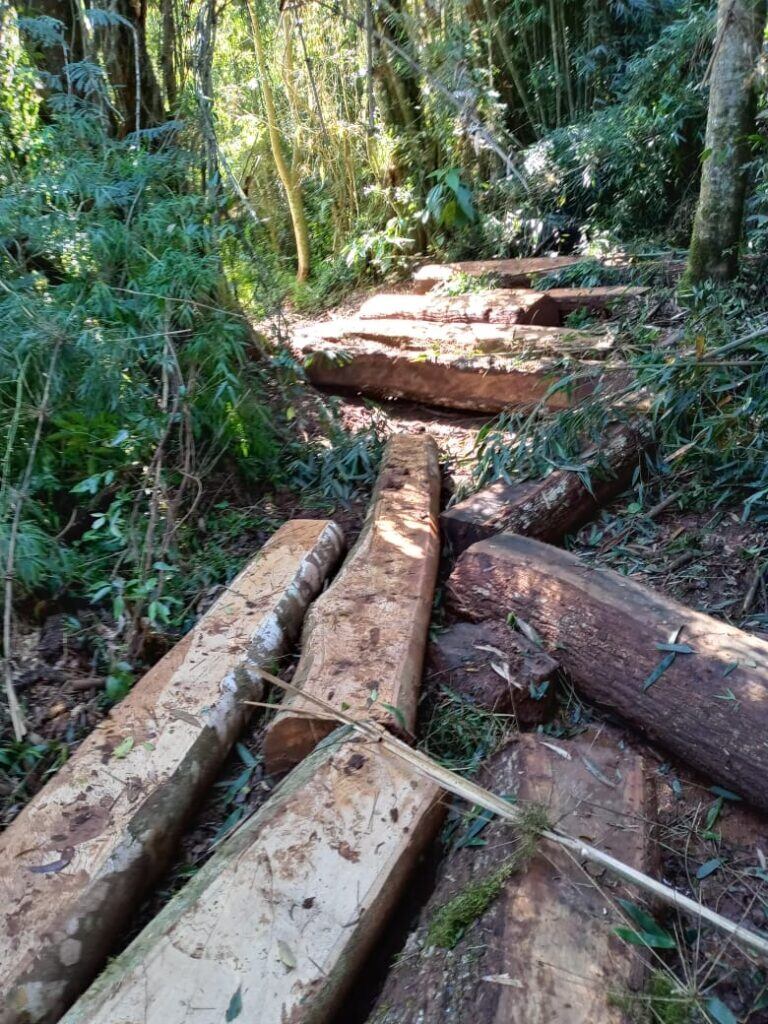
[366,730,655,1023]
[0,520,344,1024]
[357,290,560,327]
[411,257,581,292]
[60,732,444,1024]
[264,435,440,773]
[448,533,768,812]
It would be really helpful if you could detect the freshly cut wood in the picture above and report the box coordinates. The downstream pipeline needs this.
[291,332,600,414]
[366,729,655,1024]
[447,533,768,813]
[441,420,652,554]
[0,520,344,1024]
[412,256,581,292]
[61,731,444,1024]
[357,290,560,327]
[264,434,440,773]
[298,317,613,357]
[547,285,648,315]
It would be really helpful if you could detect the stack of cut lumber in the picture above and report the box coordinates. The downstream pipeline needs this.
[290,256,645,413]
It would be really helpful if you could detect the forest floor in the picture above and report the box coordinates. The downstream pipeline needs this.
[5,265,768,1023]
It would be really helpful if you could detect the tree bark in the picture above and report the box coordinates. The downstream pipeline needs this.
[264,435,441,773]
[102,0,165,135]
[686,0,767,283]
[366,730,655,1024]
[0,520,344,1024]
[448,533,768,813]
[59,731,443,1024]
[441,420,652,554]
[245,1,311,282]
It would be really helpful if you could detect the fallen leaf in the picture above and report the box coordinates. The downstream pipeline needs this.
[112,737,134,759]
[481,974,522,988]
[276,939,297,970]
[27,846,74,874]
[225,985,242,1022]
[539,741,572,760]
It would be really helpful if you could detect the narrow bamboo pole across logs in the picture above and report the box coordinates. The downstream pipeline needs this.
[0,520,344,1024]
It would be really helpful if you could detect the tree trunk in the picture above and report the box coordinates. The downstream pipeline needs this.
[245,1,311,282]
[101,0,165,135]
[448,533,768,813]
[160,0,176,109]
[686,0,767,283]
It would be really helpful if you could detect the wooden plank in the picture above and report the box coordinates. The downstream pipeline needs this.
[0,520,345,1024]
[411,257,581,292]
[365,729,655,1024]
[264,435,440,773]
[297,317,613,357]
[547,285,648,315]
[290,332,600,414]
[447,533,768,812]
[357,290,561,327]
[441,421,652,554]
[60,732,444,1024]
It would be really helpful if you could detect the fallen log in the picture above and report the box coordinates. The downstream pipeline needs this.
[547,285,648,316]
[291,332,600,414]
[0,520,344,1024]
[357,290,561,327]
[298,317,613,357]
[366,729,655,1024]
[412,256,581,292]
[61,730,444,1024]
[264,434,440,773]
[441,420,652,554]
[447,533,768,813]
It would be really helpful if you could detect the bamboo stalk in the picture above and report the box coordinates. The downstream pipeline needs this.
[255,667,768,960]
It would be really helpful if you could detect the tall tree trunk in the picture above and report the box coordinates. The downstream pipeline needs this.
[686,0,767,283]
[102,0,164,135]
[245,1,310,282]
[161,0,177,109]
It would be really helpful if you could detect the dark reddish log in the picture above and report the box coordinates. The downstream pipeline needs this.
[357,290,560,327]
[547,286,648,315]
[365,729,655,1024]
[441,421,652,554]
[411,257,581,292]
[447,534,768,813]
[427,620,557,725]
[290,333,599,414]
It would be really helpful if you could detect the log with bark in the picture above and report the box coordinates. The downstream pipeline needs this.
[264,434,440,773]
[441,420,652,554]
[357,290,561,327]
[447,533,768,813]
[0,520,344,1024]
[298,317,613,357]
[366,729,656,1024]
[411,256,581,292]
[290,331,601,414]
[61,730,444,1024]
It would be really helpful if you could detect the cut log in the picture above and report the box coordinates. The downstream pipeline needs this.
[357,290,561,327]
[447,533,768,813]
[0,520,345,1024]
[412,256,581,292]
[264,435,440,773]
[60,731,444,1024]
[441,420,652,554]
[366,729,655,1024]
[427,620,557,725]
[291,332,600,414]
[547,285,648,316]
[298,317,613,357]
